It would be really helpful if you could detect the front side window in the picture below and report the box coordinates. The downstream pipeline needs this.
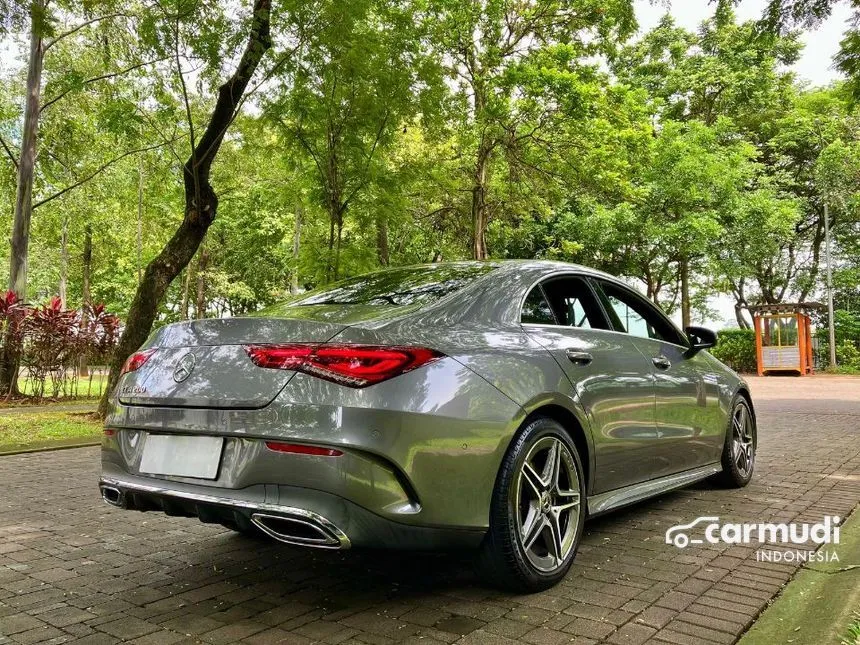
[596,281,685,345]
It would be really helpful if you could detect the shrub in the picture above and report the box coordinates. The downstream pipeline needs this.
[21,297,80,399]
[835,340,860,372]
[710,328,757,373]
[0,294,120,400]
[834,309,860,346]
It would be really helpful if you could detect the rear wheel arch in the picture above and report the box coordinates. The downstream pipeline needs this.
[520,404,592,495]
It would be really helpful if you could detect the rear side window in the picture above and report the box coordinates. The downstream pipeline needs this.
[521,276,608,329]
[522,287,556,324]
[291,263,499,308]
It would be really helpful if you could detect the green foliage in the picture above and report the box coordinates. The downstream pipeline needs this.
[835,340,860,371]
[834,309,860,345]
[711,329,757,373]
[1,0,860,338]
[842,610,860,645]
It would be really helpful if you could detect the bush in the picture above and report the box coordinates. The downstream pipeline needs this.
[834,309,860,346]
[710,328,757,373]
[0,293,120,400]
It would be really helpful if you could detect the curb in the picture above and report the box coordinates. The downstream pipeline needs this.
[0,440,101,457]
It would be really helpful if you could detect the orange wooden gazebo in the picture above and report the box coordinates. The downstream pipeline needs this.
[748,303,823,376]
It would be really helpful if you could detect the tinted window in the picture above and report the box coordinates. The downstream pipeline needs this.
[521,287,556,324]
[292,263,498,308]
[532,277,608,329]
[597,281,684,344]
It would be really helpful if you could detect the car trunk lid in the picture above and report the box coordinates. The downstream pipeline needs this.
[118,318,348,409]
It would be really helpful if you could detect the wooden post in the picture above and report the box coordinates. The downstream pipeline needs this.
[754,313,764,377]
[797,312,806,375]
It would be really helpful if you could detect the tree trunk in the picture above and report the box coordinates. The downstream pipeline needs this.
[734,303,749,329]
[376,214,389,267]
[8,0,44,299]
[195,247,208,319]
[326,211,336,282]
[1,0,44,395]
[290,204,302,295]
[732,279,749,329]
[98,0,273,417]
[79,224,92,377]
[137,156,144,283]
[334,215,343,281]
[798,217,825,302]
[59,214,68,309]
[471,140,492,260]
[180,263,191,320]
[679,257,691,328]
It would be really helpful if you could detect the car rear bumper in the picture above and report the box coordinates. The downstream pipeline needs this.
[104,359,523,530]
[99,467,486,550]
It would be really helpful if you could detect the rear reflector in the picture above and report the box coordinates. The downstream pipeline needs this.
[265,441,343,457]
[244,344,443,387]
[120,348,156,376]
[104,428,116,436]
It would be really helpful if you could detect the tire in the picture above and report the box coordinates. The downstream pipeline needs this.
[478,417,586,592]
[715,395,756,488]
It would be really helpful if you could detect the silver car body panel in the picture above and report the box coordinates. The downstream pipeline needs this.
[102,260,750,548]
[587,463,722,516]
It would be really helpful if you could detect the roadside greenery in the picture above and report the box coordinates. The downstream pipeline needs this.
[0,0,859,405]
[711,329,758,374]
[0,291,118,400]
[0,410,102,451]
[843,611,860,645]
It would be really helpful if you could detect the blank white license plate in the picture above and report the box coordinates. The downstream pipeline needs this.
[139,434,224,479]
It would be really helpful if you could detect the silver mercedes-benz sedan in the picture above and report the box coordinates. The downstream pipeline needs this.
[100,260,756,591]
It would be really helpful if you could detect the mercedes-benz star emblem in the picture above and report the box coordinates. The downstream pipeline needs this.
[173,352,196,383]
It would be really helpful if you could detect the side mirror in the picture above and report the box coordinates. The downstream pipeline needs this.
[685,326,717,357]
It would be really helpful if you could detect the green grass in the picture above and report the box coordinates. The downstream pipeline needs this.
[13,371,109,400]
[0,411,103,451]
[843,612,860,645]
[824,366,860,376]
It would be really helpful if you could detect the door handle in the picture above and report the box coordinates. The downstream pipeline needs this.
[652,355,671,370]
[565,349,593,365]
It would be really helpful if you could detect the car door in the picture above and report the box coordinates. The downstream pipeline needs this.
[590,279,724,476]
[521,274,661,493]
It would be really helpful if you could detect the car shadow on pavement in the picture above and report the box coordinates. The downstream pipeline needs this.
[201,483,710,602]
[220,531,486,596]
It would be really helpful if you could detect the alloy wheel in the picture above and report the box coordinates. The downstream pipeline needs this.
[514,436,581,573]
[731,402,755,478]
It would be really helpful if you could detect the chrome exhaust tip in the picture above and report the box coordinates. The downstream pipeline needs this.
[100,485,124,507]
[250,512,350,550]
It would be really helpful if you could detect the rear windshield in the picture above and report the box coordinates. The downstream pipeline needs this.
[293,263,499,308]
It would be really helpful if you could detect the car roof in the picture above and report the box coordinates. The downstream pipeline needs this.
[394,259,621,282]
[388,260,631,328]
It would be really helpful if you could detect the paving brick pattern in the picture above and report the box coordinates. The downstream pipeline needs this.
[1,381,858,644]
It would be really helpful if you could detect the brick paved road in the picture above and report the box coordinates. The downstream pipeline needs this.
[1,378,858,645]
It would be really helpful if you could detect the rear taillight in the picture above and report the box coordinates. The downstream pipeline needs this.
[244,343,443,388]
[120,348,156,376]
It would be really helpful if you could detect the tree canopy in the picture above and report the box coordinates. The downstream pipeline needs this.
[1,0,858,364]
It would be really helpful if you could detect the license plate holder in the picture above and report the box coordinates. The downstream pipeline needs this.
[139,434,224,480]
